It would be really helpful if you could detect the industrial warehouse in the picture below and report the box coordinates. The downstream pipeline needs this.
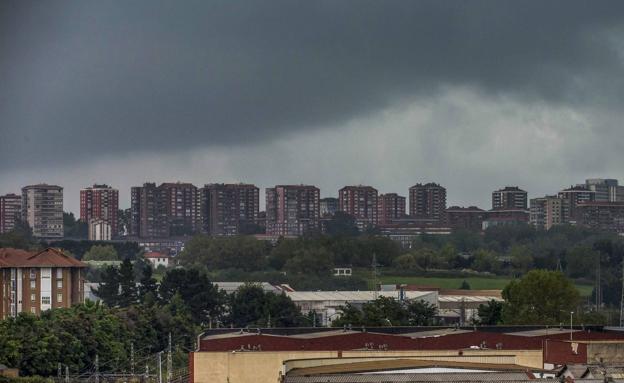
[189,326,624,383]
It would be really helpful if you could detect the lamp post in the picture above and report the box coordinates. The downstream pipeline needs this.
[570,311,574,341]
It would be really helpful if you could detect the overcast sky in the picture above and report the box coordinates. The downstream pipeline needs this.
[2,1,624,214]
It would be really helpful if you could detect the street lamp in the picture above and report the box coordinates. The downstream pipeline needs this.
[570,311,574,341]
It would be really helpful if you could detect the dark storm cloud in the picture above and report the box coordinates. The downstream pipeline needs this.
[1,1,624,169]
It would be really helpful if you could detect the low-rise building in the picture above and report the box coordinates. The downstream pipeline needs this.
[446,206,486,231]
[143,251,171,268]
[0,248,86,319]
[88,219,112,241]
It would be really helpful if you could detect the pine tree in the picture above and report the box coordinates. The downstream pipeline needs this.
[93,265,120,307]
[139,263,158,304]
[117,258,138,307]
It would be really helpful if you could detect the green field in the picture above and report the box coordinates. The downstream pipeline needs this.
[370,275,594,296]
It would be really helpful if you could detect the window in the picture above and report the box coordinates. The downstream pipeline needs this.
[30,280,36,289]
[30,268,37,279]
[30,307,36,314]
[30,293,36,302]
[57,280,62,289]
[56,268,63,279]
[57,293,63,303]
[42,296,51,305]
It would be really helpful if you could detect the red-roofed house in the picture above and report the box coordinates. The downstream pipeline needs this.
[0,248,87,319]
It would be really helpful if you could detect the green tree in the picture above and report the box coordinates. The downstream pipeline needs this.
[118,258,138,307]
[508,245,534,275]
[159,268,225,325]
[502,270,580,324]
[138,263,159,304]
[93,265,120,307]
[565,245,599,279]
[63,212,88,239]
[324,212,359,237]
[459,280,471,290]
[472,249,501,273]
[83,245,119,261]
[227,284,303,327]
[476,300,503,325]
[406,299,437,325]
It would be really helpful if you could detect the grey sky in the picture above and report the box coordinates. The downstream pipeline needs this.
[2,1,624,213]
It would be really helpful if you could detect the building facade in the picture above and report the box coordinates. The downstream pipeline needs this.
[558,185,595,224]
[529,196,563,230]
[130,183,169,238]
[576,201,624,233]
[80,184,119,237]
[0,194,22,234]
[266,185,320,236]
[586,178,618,202]
[320,197,339,217]
[21,184,64,238]
[88,219,111,241]
[160,182,201,235]
[492,186,527,210]
[377,193,406,225]
[338,186,379,229]
[0,248,86,319]
[445,206,486,231]
[200,183,259,236]
[408,183,447,223]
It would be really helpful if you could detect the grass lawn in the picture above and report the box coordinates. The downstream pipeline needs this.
[370,274,594,296]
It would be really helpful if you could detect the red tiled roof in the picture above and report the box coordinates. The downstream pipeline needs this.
[0,248,87,268]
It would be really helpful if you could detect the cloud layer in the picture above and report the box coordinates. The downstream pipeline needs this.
[1,1,624,212]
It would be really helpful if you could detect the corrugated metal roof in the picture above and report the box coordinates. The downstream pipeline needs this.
[284,375,544,383]
[439,296,503,303]
[286,291,437,302]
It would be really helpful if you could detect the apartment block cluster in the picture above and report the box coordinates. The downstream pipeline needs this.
[2,178,624,245]
[529,178,624,232]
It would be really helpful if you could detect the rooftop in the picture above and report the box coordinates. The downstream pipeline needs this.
[0,248,86,268]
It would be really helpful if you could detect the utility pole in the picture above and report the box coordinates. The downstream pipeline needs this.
[157,352,162,383]
[95,354,100,383]
[620,260,624,327]
[58,363,62,382]
[65,365,69,383]
[372,253,379,300]
[570,311,574,341]
[131,342,135,376]
[167,333,173,383]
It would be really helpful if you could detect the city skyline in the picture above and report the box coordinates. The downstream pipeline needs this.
[3,2,624,216]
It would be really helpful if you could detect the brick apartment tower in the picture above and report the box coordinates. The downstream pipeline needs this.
[159,182,201,236]
[21,184,64,238]
[0,248,86,319]
[409,183,447,223]
[377,193,406,225]
[131,183,169,238]
[492,186,528,210]
[339,186,379,229]
[200,183,259,235]
[0,194,22,234]
[80,184,119,237]
[266,185,320,236]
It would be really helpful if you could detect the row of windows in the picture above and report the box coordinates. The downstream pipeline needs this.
[30,293,62,304]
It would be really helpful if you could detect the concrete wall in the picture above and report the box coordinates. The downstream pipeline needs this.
[191,349,543,383]
[588,342,624,364]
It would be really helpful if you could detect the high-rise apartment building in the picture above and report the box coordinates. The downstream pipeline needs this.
[160,182,201,235]
[21,184,64,238]
[131,183,169,238]
[409,183,447,222]
[320,198,339,217]
[558,185,595,223]
[529,195,563,230]
[0,248,86,319]
[338,186,378,229]
[576,201,624,233]
[131,182,200,238]
[80,184,119,237]
[377,193,406,225]
[585,179,618,202]
[266,185,320,236]
[200,183,259,236]
[492,186,527,210]
[0,194,22,234]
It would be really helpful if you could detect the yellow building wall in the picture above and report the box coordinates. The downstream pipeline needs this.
[192,349,543,383]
